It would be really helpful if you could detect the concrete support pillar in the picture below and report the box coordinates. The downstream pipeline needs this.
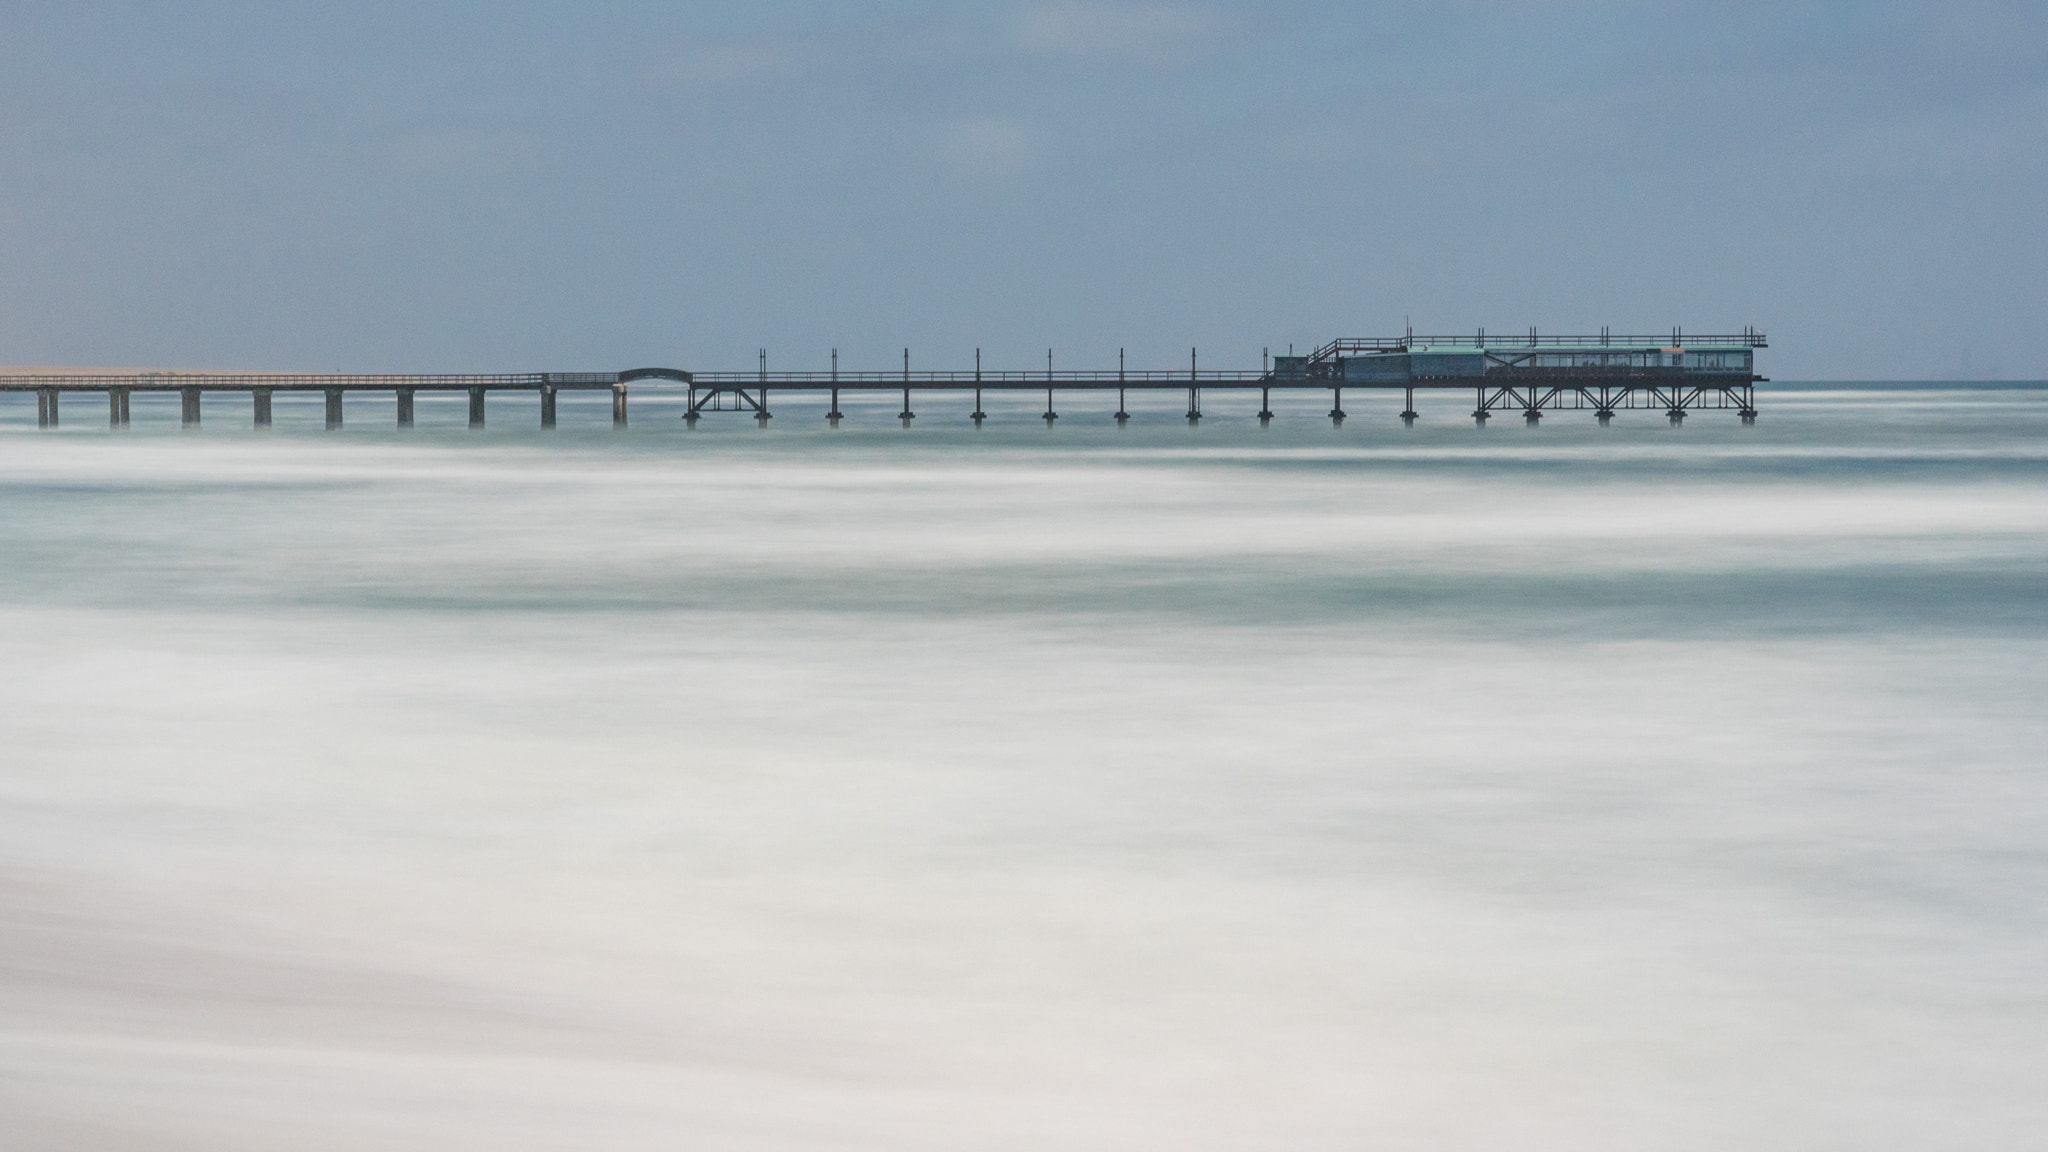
[37,388,57,427]
[109,388,131,428]
[252,388,272,428]
[611,385,628,428]
[396,388,415,428]
[180,387,202,427]
[324,388,344,430]
[468,387,486,428]
[540,385,557,429]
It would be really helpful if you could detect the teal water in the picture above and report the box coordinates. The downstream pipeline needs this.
[2,387,2044,1149]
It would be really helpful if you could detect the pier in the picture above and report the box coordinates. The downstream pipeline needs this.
[3,330,1764,429]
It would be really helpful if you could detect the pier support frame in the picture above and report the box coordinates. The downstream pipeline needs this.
[1186,386,1201,423]
[251,388,271,428]
[1258,386,1274,422]
[325,388,345,430]
[396,388,415,428]
[181,387,202,427]
[540,385,557,428]
[467,387,486,428]
[110,387,131,428]
[37,388,57,428]
[612,385,628,428]
[1330,386,1344,423]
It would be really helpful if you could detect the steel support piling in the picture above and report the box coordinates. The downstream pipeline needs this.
[110,387,131,428]
[181,387,201,427]
[1115,348,1128,423]
[612,385,628,428]
[250,388,269,429]
[540,385,557,428]
[325,388,345,430]
[396,388,415,428]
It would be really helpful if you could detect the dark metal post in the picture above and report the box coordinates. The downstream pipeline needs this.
[325,388,345,430]
[828,349,842,423]
[250,388,270,428]
[1185,347,1200,422]
[396,388,415,428]
[1401,385,1417,423]
[540,384,557,428]
[1330,386,1345,423]
[971,349,985,423]
[1473,386,1489,424]
[1258,385,1273,422]
[181,387,201,427]
[466,387,484,429]
[899,347,913,421]
[1044,348,1058,421]
[612,385,628,428]
[111,387,131,428]
[37,388,55,428]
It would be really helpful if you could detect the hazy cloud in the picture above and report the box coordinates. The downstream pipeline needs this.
[942,116,1040,173]
[1013,3,1226,63]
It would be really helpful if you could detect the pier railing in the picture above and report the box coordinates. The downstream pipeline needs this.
[1308,331,1768,362]
[687,369,1270,384]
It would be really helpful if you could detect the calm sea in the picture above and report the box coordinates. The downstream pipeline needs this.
[3,386,2044,1150]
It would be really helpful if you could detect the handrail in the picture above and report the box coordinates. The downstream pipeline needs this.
[688,370,1269,383]
[1307,331,1768,362]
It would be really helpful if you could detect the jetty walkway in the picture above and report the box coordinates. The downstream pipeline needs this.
[3,331,1765,429]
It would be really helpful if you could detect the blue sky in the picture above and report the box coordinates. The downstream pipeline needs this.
[1,1,2041,378]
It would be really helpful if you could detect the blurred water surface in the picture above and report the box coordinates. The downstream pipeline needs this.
[2,388,2045,1150]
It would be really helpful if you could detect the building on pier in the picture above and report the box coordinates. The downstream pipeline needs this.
[1270,330,1766,421]
[1271,331,1763,385]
